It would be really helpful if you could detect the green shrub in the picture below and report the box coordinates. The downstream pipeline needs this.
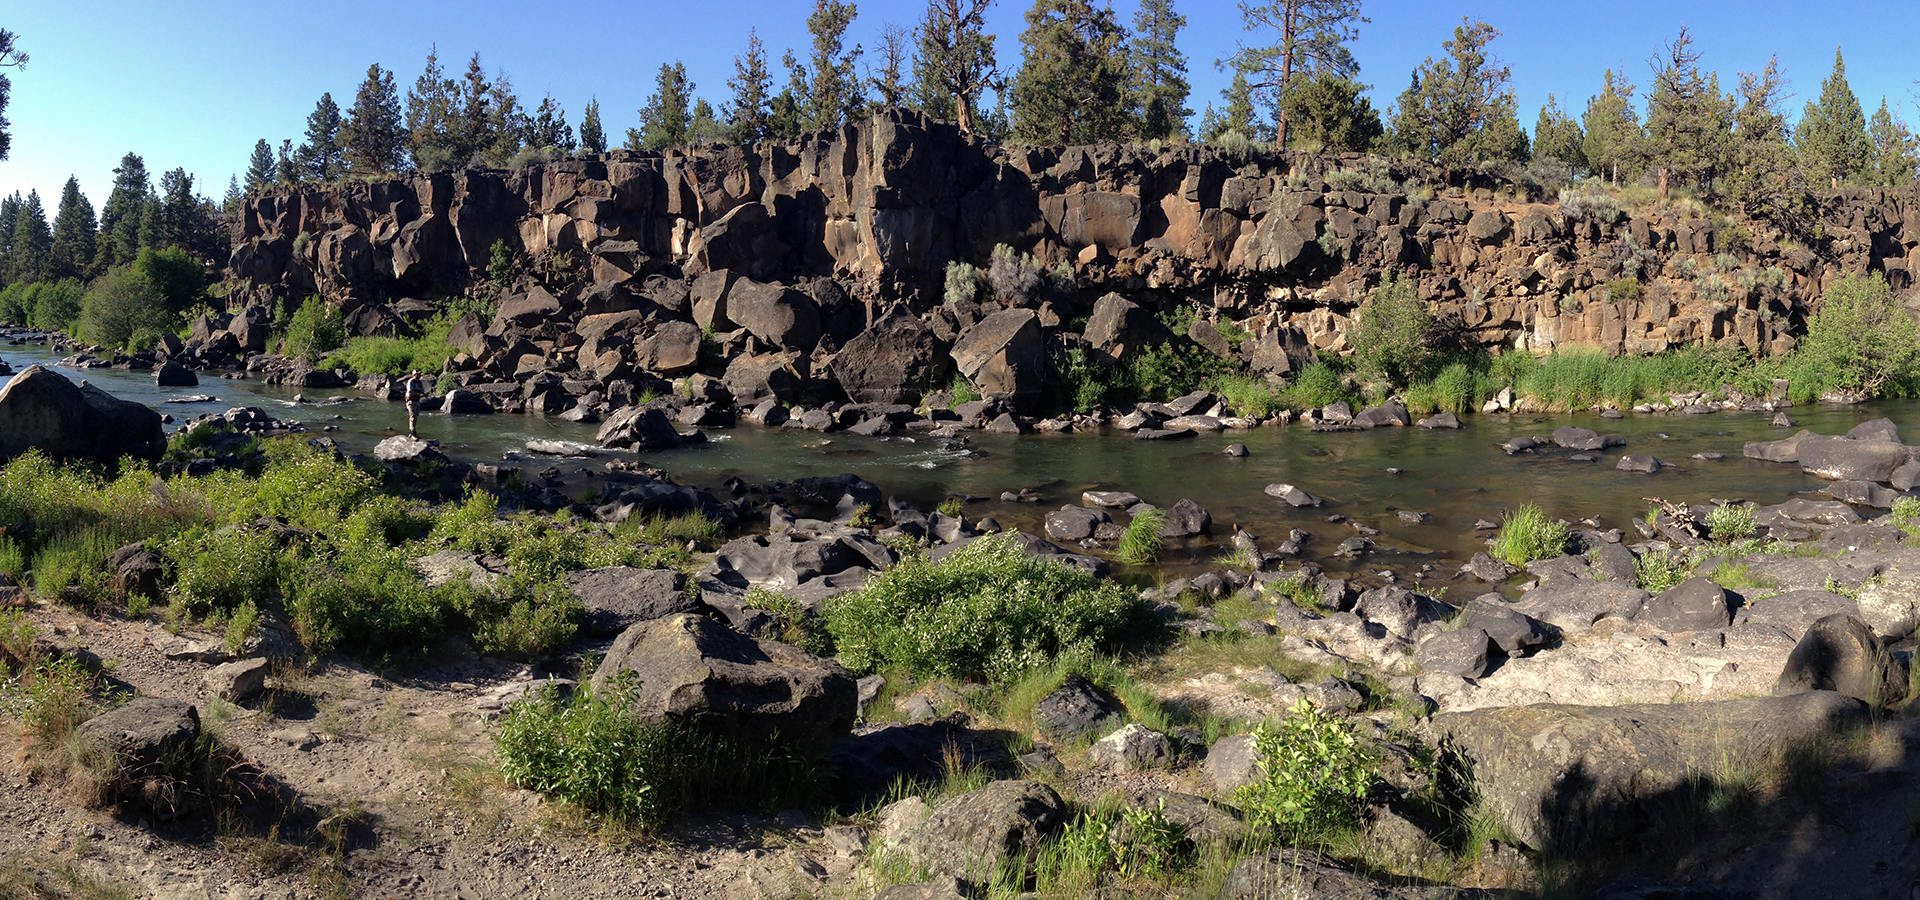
[949,376,982,406]
[164,525,282,616]
[1491,504,1568,567]
[281,296,346,365]
[824,532,1145,684]
[1705,503,1756,543]
[1348,273,1432,388]
[1210,373,1280,418]
[1800,272,1920,396]
[1605,277,1643,302]
[1115,508,1167,567]
[1054,344,1109,413]
[78,265,175,350]
[1635,549,1690,593]
[1122,342,1233,404]
[1892,497,1920,534]
[987,243,1045,306]
[488,239,516,291]
[1284,362,1351,410]
[1234,698,1376,840]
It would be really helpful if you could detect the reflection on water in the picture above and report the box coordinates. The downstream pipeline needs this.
[8,337,1907,580]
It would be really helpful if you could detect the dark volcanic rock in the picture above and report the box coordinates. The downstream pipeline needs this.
[0,366,166,465]
[564,567,702,636]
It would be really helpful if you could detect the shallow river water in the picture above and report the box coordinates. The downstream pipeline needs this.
[10,337,1909,583]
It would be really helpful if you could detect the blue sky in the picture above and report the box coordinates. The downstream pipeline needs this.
[2,1,1916,213]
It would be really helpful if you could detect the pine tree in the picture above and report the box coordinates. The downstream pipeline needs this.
[803,0,865,131]
[1796,48,1872,187]
[158,167,199,253]
[222,176,243,216]
[1532,94,1586,173]
[630,62,694,150]
[96,152,150,271]
[1279,73,1379,151]
[405,45,461,170]
[1200,68,1261,141]
[1010,0,1133,144]
[1386,18,1521,169]
[455,54,495,163]
[136,197,162,253]
[1724,57,1803,221]
[689,99,726,145]
[297,92,344,182]
[244,139,275,193]
[0,29,25,161]
[726,30,775,143]
[1645,28,1733,197]
[1867,99,1919,186]
[47,176,95,282]
[580,98,606,154]
[1132,0,1190,140]
[481,68,528,161]
[527,95,575,151]
[867,23,912,112]
[0,194,17,285]
[340,64,405,174]
[1582,69,1642,185]
[913,0,999,134]
[1226,0,1366,148]
[8,190,50,284]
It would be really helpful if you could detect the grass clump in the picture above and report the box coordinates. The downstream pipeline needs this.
[824,532,1146,684]
[1635,549,1691,592]
[1892,497,1920,536]
[1284,362,1353,410]
[1234,699,1377,841]
[1705,503,1756,542]
[494,674,821,833]
[1490,504,1569,567]
[1115,508,1168,567]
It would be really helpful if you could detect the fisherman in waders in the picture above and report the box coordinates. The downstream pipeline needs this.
[402,369,425,438]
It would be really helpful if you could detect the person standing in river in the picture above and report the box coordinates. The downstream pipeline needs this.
[402,369,425,438]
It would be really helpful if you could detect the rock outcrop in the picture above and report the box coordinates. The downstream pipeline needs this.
[0,366,166,465]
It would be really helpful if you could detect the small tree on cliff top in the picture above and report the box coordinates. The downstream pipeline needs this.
[341,64,406,174]
[1010,0,1134,144]
[726,29,774,143]
[1226,0,1366,149]
[630,62,693,151]
[579,98,606,154]
[914,0,1000,134]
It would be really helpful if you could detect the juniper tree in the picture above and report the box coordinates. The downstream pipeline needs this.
[298,92,344,182]
[1280,73,1379,151]
[0,194,16,284]
[579,98,606,154]
[1009,0,1134,144]
[244,139,276,193]
[726,29,775,142]
[689,99,726,145]
[1532,94,1586,173]
[1582,69,1642,185]
[866,22,912,111]
[1132,0,1191,140]
[222,176,243,216]
[1723,57,1803,221]
[1387,18,1523,169]
[275,139,299,185]
[1796,48,1872,187]
[1645,28,1733,197]
[803,0,865,130]
[340,64,405,174]
[405,46,461,169]
[47,177,95,282]
[1225,0,1365,149]
[0,28,24,160]
[1867,99,1919,186]
[913,0,999,134]
[630,62,693,150]
[527,95,575,151]
[1199,68,1261,140]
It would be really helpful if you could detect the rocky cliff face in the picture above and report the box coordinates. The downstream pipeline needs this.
[225,109,1920,408]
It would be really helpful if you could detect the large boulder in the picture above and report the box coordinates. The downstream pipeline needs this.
[596,406,682,451]
[1635,577,1732,631]
[1032,674,1123,743]
[1434,692,1867,851]
[633,320,703,376]
[951,310,1046,409]
[727,278,821,351]
[0,366,166,465]
[893,780,1068,881]
[1798,436,1908,483]
[155,361,198,387]
[564,567,702,637]
[590,613,856,758]
[1774,613,1906,706]
[828,307,949,404]
[1081,292,1163,360]
[1743,429,1817,463]
[723,350,808,404]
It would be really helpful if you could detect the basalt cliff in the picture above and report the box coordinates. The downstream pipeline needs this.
[221,109,1920,412]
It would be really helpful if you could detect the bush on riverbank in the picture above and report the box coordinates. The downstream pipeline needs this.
[824,533,1147,684]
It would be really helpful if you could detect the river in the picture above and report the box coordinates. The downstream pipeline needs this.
[7,336,1905,585]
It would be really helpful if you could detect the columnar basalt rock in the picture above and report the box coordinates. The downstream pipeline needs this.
[224,111,1920,412]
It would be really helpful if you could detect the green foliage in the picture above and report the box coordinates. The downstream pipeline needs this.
[280,296,345,365]
[1606,277,1643,302]
[1284,362,1353,410]
[823,532,1145,684]
[936,498,966,519]
[1892,497,1920,535]
[1122,341,1234,404]
[949,376,982,406]
[1209,373,1281,418]
[1705,503,1756,542]
[78,265,174,350]
[1388,19,1526,168]
[1281,75,1383,153]
[745,587,834,656]
[1491,504,1568,567]
[1054,344,1109,414]
[1635,549,1691,593]
[1800,272,1919,396]
[1116,508,1168,567]
[164,526,282,616]
[487,239,515,291]
[1234,699,1376,840]
[1009,0,1133,145]
[1348,274,1431,387]
[0,654,103,759]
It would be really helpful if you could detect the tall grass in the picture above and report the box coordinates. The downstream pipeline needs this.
[1115,509,1168,566]
[1491,504,1569,567]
